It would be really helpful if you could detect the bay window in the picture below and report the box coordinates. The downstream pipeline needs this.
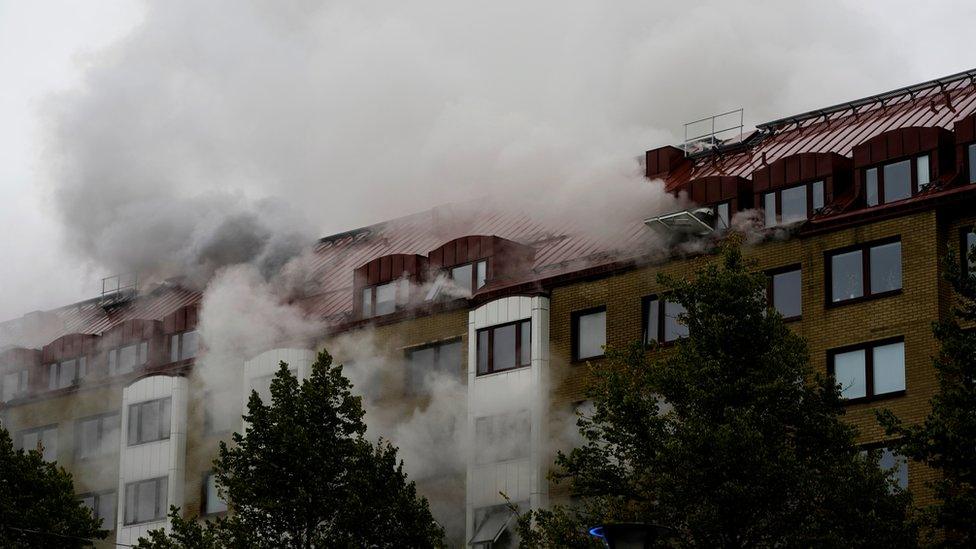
[829,339,905,402]
[127,397,171,445]
[476,320,531,375]
[865,154,930,206]
[124,477,168,525]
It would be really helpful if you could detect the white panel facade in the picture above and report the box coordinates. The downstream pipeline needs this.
[466,295,550,545]
[116,374,188,546]
[242,348,316,412]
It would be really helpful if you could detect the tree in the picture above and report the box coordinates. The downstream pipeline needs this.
[138,351,444,548]
[519,243,917,548]
[879,241,976,546]
[0,424,106,548]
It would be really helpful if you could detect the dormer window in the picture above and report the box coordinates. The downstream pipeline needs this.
[362,279,408,318]
[967,143,976,184]
[49,356,87,390]
[713,202,730,229]
[452,259,488,294]
[763,180,825,226]
[2,370,29,401]
[865,154,930,206]
[109,341,149,376]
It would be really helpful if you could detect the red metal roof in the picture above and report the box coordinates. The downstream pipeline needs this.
[5,70,976,343]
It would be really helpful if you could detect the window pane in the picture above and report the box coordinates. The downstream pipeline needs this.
[98,492,116,527]
[477,330,489,374]
[645,299,659,344]
[160,398,171,440]
[664,301,688,341]
[764,192,777,226]
[873,342,905,395]
[137,480,156,522]
[128,404,139,445]
[406,346,435,393]
[866,168,879,206]
[520,321,531,366]
[969,143,976,184]
[41,428,57,461]
[716,202,730,229]
[476,260,488,289]
[883,159,911,202]
[362,287,373,317]
[967,232,976,271]
[60,360,76,388]
[772,269,802,318]
[880,448,909,490]
[916,155,930,188]
[156,479,168,521]
[4,372,19,400]
[492,324,517,371]
[206,474,227,514]
[576,310,606,360]
[437,340,462,378]
[139,341,148,365]
[834,349,867,399]
[181,331,199,360]
[120,345,137,373]
[812,180,825,211]
[78,357,87,379]
[170,336,179,363]
[375,282,397,315]
[251,374,274,404]
[21,431,39,453]
[140,402,159,444]
[831,250,863,302]
[49,364,57,390]
[781,185,807,223]
[102,414,120,454]
[451,264,473,295]
[79,418,99,458]
[870,242,902,294]
[124,484,136,524]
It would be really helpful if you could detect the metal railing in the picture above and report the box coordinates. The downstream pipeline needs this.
[683,108,744,156]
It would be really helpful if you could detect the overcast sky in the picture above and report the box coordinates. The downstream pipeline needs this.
[2,0,975,322]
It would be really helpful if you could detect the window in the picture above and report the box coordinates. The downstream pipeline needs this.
[763,181,825,226]
[204,391,239,435]
[124,477,168,525]
[80,491,117,529]
[476,320,531,375]
[2,369,29,401]
[962,228,976,277]
[643,296,687,344]
[865,155,930,206]
[18,425,58,462]
[249,369,297,405]
[362,279,409,318]
[572,307,607,361]
[404,339,462,394]
[450,259,488,295]
[713,201,730,229]
[76,413,120,459]
[827,239,902,304]
[127,398,171,445]
[203,472,228,514]
[968,143,976,184]
[861,446,909,491]
[109,341,148,375]
[769,267,802,320]
[829,339,905,402]
[48,356,87,390]
[170,330,198,362]
[474,410,530,464]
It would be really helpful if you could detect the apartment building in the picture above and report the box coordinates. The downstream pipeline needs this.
[2,69,976,547]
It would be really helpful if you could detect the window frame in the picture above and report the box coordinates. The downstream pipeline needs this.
[403,337,463,394]
[863,154,931,206]
[762,180,825,226]
[475,319,532,376]
[169,330,198,363]
[17,424,58,461]
[712,201,731,229]
[967,142,976,184]
[127,397,172,446]
[641,294,687,346]
[827,336,907,404]
[448,258,489,295]
[75,411,120,460]
[2,369,29,401]
[860,441,909,491]
[78,489,117,530]
[47,356,87,391]
[123,476,168,525]
[571,306,607,362]
[766,264,803,322]
[201,471,228,516]
[361,278,408,318]
[961,226,976,278]
[203,390,238,436]
[824,237,903,307]
[109,340,149,376]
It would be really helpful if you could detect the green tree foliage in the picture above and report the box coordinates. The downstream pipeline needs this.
[138,351,444,548]
[0,424,106,547]
[879,240,976,546]
[518,244,916,548]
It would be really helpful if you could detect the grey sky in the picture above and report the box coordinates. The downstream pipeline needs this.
[2,0,975,321]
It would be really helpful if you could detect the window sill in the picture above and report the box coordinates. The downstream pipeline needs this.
[572,353,605,364]
[843,390,906,406]
[126,437,171,448]
[475,364,530,378]
[826,288,902,309]
[783,315,802,323]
